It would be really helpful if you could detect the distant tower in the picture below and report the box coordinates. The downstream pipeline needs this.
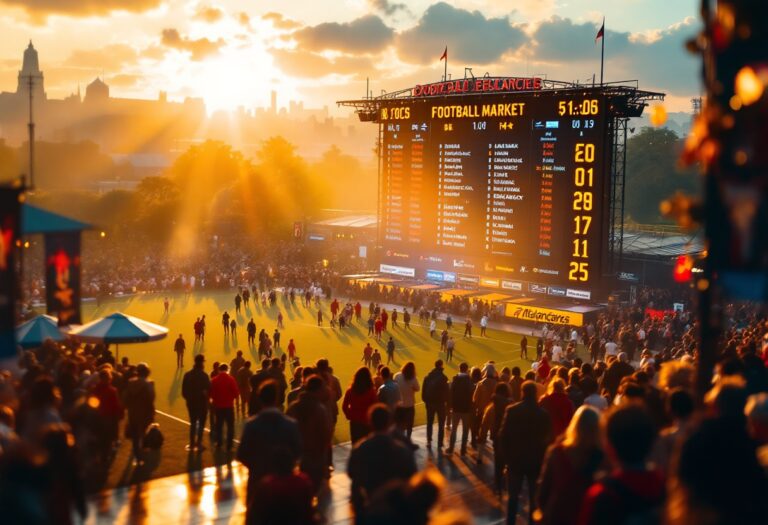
[17,41,46,101]
[271,90,277,113]
[85,77,109,103]
[691,97,702,116]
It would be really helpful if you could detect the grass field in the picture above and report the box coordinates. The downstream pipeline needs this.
[82,290,535,487]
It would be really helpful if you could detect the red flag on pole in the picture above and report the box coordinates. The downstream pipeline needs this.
[595,20,604,42]
[440,46,447,61]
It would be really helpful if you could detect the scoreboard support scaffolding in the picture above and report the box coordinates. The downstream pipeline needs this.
[339,79,664,303]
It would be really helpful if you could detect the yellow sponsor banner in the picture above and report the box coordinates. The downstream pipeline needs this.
[480,276,500,288]
[504,303,583,326]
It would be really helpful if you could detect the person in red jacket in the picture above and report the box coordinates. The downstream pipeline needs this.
[539,378,575,437]
[342,367,378,444]
[210,363,240,450]
[91,368,123,459]
[380,309,389,331]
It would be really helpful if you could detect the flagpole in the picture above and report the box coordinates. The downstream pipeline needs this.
[600,17,605,85]
[444,50,448,82]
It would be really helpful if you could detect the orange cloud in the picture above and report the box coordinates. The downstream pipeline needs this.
[271,48,375,79]
[161,28,224,61]
[194,5,224,23]
[262,12,301,30]
[0,0,162,20]
[64,44,138,70]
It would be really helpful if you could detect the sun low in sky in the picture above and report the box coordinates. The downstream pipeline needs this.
[0,0,701,113]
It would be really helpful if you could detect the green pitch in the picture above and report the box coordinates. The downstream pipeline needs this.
[82,290,536,486]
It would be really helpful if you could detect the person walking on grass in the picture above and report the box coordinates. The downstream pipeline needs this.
[480,314,488,337]
[222,311,230,335]
[247,318,256,346]
[362,343,374,368]
[174,333,186,368]
[446,336,456,363]
[464,318,473,339]
[386,336,396,365]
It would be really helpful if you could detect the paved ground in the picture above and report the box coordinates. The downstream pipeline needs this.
[85,425,516,525]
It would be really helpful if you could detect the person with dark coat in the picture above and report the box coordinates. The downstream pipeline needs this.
[499,380,553,524]
[600,353,635,400]
[286,375,333,491]
[347,404,417,520]
[446,362,475,455]
[238,380,302,524]
[122,362,156,465]
[182,354,210,451]
[479,382,512,489]
[421,360,450,450]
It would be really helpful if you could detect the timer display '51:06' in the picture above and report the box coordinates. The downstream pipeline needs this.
[558,99,599,116]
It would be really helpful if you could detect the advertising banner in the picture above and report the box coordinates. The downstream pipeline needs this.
[44,232,82,326]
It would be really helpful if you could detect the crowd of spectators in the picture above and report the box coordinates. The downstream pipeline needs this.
[5,237,768,524]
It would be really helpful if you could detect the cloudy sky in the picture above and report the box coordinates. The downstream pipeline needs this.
[0,0,701,113]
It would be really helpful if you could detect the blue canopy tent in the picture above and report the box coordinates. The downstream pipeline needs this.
[15,314,65,348]
[21,203,92,234]
[67,312,169,359]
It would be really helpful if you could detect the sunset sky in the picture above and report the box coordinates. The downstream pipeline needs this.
[0,0,700,113]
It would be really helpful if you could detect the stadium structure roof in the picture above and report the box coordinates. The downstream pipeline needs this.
[312,214,377,229]
[621,227,703,258]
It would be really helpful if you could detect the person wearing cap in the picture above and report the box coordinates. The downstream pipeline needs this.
[182,354,210,451]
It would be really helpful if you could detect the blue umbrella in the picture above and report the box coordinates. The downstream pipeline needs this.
[67,312,169,359]
[15,314,65,349]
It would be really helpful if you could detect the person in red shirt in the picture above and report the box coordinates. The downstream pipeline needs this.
[287,339,297,360]
[354,302,362,321]
[330,298,339,318]
[91,368,123,459]
[537,355,552,383]
[210,363,239,450]
[249,446,317,524]
[578,404,664,525]
[342,367,377,444]
[380,309,389,331]
[374,318,383,341]
[362,343,374,368]
[539,378,575,437]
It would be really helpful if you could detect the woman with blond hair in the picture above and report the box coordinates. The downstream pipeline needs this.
[535,406,604,525]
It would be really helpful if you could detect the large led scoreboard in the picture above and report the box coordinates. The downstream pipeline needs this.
[339,78,664,302]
